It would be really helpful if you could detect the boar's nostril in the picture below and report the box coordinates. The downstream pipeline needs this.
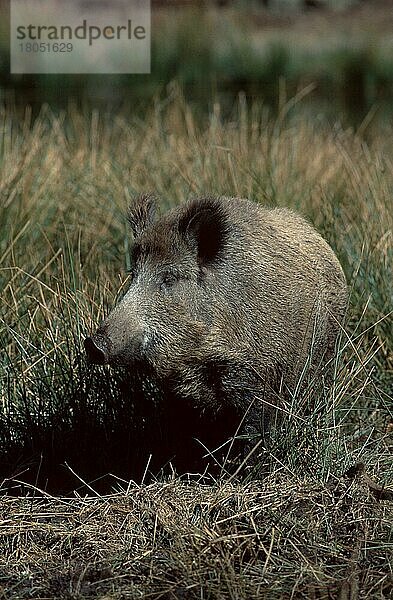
[84,335,109,365]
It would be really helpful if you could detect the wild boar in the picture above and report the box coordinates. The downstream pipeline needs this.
[85,194,348,447]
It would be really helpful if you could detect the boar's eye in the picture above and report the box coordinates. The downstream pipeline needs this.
[127,267,136,282]
[160,272,178,292]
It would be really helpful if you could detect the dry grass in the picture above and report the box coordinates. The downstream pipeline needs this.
[1,472,392,599]
[0,90,392,597]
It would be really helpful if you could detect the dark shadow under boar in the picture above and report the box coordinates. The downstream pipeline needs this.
[85,195,348,465]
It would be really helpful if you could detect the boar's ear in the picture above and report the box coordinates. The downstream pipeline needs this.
[127,193,157,238]
[179,198,228,265]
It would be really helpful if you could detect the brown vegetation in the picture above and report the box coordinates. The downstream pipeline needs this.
[1,472,392,599]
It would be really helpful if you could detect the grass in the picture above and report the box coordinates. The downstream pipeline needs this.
[0,475,391,599]
[0,91,392,597]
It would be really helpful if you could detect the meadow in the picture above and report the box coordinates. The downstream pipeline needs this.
[0,91,392,597]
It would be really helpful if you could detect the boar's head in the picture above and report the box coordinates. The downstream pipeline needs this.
[84,194,229,378]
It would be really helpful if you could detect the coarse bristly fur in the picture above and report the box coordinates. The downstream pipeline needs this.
[85,195,348,445]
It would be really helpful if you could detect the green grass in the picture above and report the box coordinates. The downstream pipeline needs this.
[0,92,392,597]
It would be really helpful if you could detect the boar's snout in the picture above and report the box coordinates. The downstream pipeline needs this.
[84,334,111,365]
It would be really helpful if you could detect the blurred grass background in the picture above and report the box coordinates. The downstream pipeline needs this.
[2,0,393,125]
